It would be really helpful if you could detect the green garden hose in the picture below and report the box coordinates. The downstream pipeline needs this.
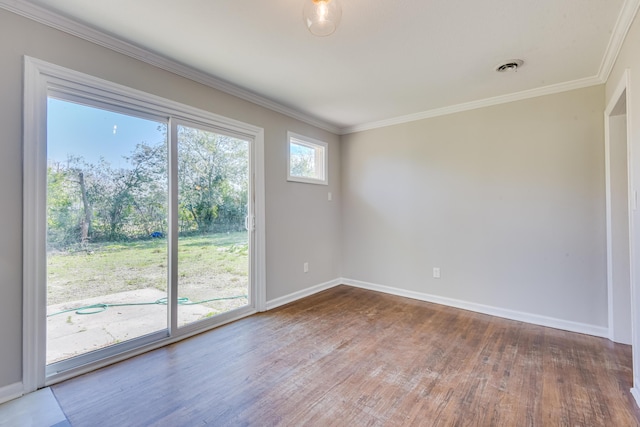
[47,294,248,317]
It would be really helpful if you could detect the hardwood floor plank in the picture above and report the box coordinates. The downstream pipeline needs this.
[52,285,640,426]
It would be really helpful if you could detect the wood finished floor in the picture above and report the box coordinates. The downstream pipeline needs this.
[52,285,640,426]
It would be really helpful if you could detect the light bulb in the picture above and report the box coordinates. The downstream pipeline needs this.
[303,0,342,37]
[318,2,328,21]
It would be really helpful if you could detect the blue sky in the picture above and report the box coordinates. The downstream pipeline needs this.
[47,97,166,168]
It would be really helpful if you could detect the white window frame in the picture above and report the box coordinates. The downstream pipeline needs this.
[23,56,267,390]
[287,132,328,185]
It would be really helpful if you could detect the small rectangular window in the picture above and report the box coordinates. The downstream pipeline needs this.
[287,132,328,185]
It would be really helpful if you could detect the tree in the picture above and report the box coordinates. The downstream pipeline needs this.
[290,145,315,178]
[47,161,82,247]
[87,142,167,240]
[177,126,248,233]
[45,127,248,245]
[78,171,92,244]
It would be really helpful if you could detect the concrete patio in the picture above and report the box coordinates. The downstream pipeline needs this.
[46,288,213,364]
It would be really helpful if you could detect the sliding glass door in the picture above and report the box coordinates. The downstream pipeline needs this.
[46,97,170,368]
[41,90,256,378]
[176,124,251,328]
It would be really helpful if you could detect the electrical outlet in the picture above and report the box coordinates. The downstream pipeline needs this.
[304,262,309,273]
[433,267,441,279]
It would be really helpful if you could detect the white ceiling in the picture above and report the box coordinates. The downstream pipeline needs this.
[7,0,639,133]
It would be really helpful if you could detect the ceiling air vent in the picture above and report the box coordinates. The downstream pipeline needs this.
[496,59,524,72]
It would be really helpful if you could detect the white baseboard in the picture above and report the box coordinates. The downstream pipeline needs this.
[341,278,609,338]
[0,382,24,405]
[264,277,608,338]
[632,386,640,408]
[266,278,342,310]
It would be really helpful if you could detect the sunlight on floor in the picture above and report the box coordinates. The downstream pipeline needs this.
[0,388,69,427]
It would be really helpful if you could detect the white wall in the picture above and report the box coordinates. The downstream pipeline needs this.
[0,9,341,392]
[341,86,607,327]
[606,8,640,402]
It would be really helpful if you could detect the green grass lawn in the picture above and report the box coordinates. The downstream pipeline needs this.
[47,232,249,316]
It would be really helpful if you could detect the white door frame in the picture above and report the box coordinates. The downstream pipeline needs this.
[604,69,640,405]
[23,56,266,392]
[605,69,633,344]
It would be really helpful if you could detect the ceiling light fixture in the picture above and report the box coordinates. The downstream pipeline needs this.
[496,59,524,72]
[303,0,342,37]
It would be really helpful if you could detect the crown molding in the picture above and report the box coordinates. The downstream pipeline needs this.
[597,0,640,82]
[339,0,640,135]
[2,0,638,136]
[0,0,341,134]
[340,75,603,134]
